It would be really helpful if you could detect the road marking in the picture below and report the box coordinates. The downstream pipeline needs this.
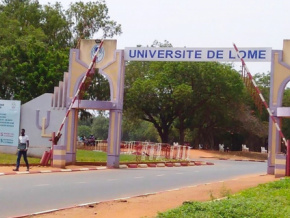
[168,188,180,191]
[16,171,29,174]
[33,209,58,215]
[194,171,200,173]
[176,172,184,175]
[40,170,52,173]
[36,184,50,187]
[60,169,72,172]
[78,202,99,207]
[134,176,144,179]
[156,174,165,177]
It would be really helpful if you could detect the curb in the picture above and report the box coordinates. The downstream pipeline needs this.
[0,162,214,176]
[215,158,266,162]
[0,166,107,176]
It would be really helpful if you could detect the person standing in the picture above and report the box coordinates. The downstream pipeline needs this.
[13,129,29,171]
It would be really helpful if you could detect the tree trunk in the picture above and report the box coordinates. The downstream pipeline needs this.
[179,116,185,145]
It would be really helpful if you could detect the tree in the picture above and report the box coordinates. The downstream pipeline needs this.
[121,116,159,142]
[125,59,245,145]
[78,125,91,138]
[91,115,109,140]
[0,0,122,103]
[66,0,122,46]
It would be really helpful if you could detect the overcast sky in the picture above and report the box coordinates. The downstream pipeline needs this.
[38,0,290,74]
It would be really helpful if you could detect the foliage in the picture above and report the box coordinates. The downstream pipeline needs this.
[125,57,245,145]
[122,117,160,142]
[0,0,121,103]
[66,0,122,45]
[282,88,290,141]
[91,115,109,140]
[82,69,111,101]
[158,178,290,218]
[78,125,91,138]
[76,150,141,162]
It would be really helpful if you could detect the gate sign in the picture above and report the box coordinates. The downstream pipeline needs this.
[124,47,271,62]
[0,100,21,146]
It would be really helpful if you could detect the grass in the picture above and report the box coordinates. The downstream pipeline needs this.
[0,152,41,164]
[0,149,170,164]
[76,149,137,162]
[0,149,267,165]
[76,149,171,162]
[157,178,290,218]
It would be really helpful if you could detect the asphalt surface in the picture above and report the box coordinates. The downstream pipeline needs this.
[0,160,266,217]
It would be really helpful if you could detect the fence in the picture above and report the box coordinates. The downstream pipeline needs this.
[77,140,191,161]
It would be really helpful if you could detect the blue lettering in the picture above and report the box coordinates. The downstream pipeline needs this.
[187,50,194,58]
[207,50,215,58]
[259,50,266,59]
[158,50,165,58]
[248,50,258,59]
[216,50,223,59]
[166,50,173,58]
[175,50,181,58]
[137,50,145,58]
[239,50,246,58]
[229,50,236,59]
[195,50,202,58]
[149,50,157,58]
[129,50,136,58]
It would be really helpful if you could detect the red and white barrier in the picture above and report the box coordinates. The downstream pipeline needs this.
[233,43,287,145]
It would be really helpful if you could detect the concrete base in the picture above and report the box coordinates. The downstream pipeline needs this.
[53,145,66,168]
[274,153,286,178]
[107,155,120,168]
[66,152,76,164]
[267,165,275,175]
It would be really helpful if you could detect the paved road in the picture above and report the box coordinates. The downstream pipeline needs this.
[0,160,266,217]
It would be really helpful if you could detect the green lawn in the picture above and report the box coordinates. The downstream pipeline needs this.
[0,152,41,164]
[76,149,170,162]
[0,149,169,164]
[157,178,290,218]
[76,149,137,162]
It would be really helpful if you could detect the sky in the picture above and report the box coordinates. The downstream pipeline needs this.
[38,0,290,74]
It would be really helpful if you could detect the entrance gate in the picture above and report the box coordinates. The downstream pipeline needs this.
[33,39,290,176]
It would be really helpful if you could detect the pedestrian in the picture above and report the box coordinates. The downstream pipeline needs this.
[13,128,29,171]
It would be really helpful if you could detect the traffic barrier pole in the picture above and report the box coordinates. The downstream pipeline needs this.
[54,39,104,144]
[233,43,287,146]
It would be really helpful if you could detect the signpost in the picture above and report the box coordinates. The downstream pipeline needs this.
[0,100,21,147]
[125,47,272,62]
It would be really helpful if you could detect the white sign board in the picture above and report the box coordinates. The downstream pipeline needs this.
[124,47,271,62]
[0,100,21,146]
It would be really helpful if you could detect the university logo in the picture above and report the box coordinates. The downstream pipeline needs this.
[11,102,16,109]
[91,44,105,63]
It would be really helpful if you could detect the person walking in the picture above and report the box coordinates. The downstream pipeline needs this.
[13,128,30,171]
